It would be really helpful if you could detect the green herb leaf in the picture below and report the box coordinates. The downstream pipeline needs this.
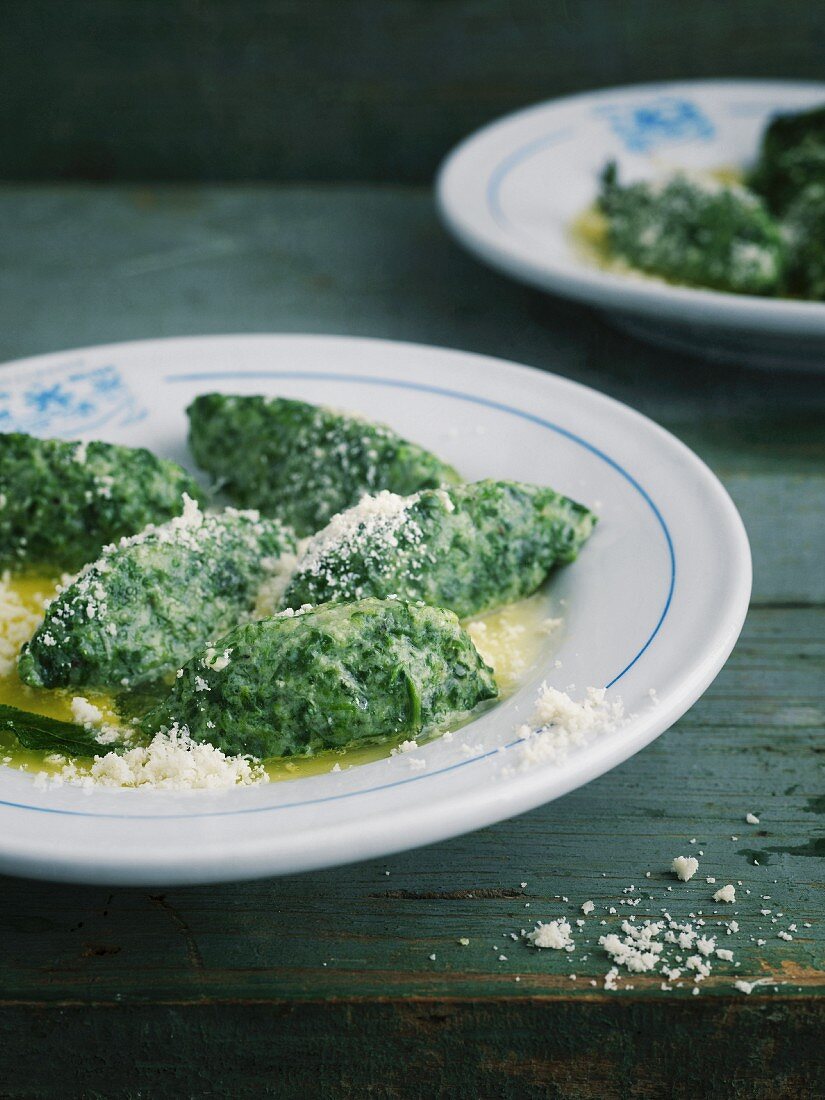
[0,704,109,757]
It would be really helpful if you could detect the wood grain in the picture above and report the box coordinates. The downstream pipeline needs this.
[1,1001,823,1098]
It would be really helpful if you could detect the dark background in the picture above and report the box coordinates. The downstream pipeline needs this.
[3,0,824,183]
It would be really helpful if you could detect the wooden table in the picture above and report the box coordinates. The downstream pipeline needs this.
[0,186,822,1098]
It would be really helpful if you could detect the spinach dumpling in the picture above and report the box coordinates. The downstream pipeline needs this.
[751,104,825,213]
[281,480,596,619]
[597,163,784,295]
[141,598,498,758]
[782,183,825,300]
[187,393,460,536]
[0,432,204,570]
[18,499,296,690]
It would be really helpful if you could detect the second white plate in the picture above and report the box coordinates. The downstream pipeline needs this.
[437,79,825,369]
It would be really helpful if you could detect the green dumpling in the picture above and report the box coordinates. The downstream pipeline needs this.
[598,163,784,295]
[141,598,498,758]
[750,104,825,213]
[18,500,296,690]
[782,183,825,300]
[0,432,205,570]
[187,393,461,536]
[281,480,596,619]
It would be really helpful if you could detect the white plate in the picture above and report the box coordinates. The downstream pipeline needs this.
[0,335,750,885]
[437,79,825,370]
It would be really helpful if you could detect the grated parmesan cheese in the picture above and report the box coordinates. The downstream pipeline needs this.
[713,885,736,904]
[526,919,574,950]
[671,856,699,882]
[391,739,418,755]
[70,696,104,727]
[512,684,624,769]
[39,726,267,790]
[291,490,426,600]
[202,645,233,672]
[734,978,775,995]
[600,920,664,974]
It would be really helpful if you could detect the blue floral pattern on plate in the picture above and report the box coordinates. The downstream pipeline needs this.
[0,362,146,437]
[596,97,715,153]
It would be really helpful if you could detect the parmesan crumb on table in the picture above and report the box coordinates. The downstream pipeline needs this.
[599,920,664,974]
[713,885,737,904]
[734,978,777,995]
[671,855,699,882]
[745,812,760,824]
[458,937,470,946]
[525,919,574,950]
[502,844,798,997]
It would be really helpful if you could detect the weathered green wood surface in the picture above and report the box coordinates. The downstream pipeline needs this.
[0,187,822,1098]
[3,1,825,183]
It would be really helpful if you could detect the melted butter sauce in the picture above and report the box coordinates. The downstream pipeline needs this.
[0,570,561,784]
